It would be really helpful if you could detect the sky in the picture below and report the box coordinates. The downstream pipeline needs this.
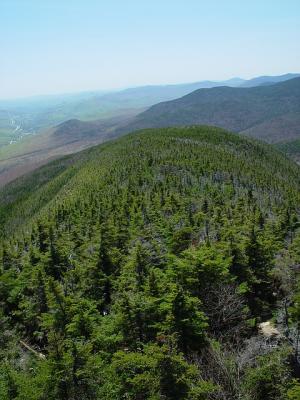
[0,0,299,99]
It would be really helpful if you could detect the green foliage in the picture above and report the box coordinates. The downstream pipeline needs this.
[241,348,292,400]
[0,126,299,398]
[99,344,215,400]
[287,380,300,399]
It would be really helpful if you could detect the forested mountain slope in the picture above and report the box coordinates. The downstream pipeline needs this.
[1,126,300,399]
[120,78,300,145]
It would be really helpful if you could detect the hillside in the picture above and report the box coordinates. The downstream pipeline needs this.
[0,116,128,187]
[1,126,300,399]
[121,78,300,144]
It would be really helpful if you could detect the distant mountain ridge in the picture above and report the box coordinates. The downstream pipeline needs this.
[0,73,298,139]
[0,78,245,136]
[120,77,300,144]
[240,73,300,87]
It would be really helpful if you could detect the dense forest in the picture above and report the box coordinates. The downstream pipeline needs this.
[1,126,300,399]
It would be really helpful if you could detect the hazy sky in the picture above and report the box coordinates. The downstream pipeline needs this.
[1,0,299,99]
